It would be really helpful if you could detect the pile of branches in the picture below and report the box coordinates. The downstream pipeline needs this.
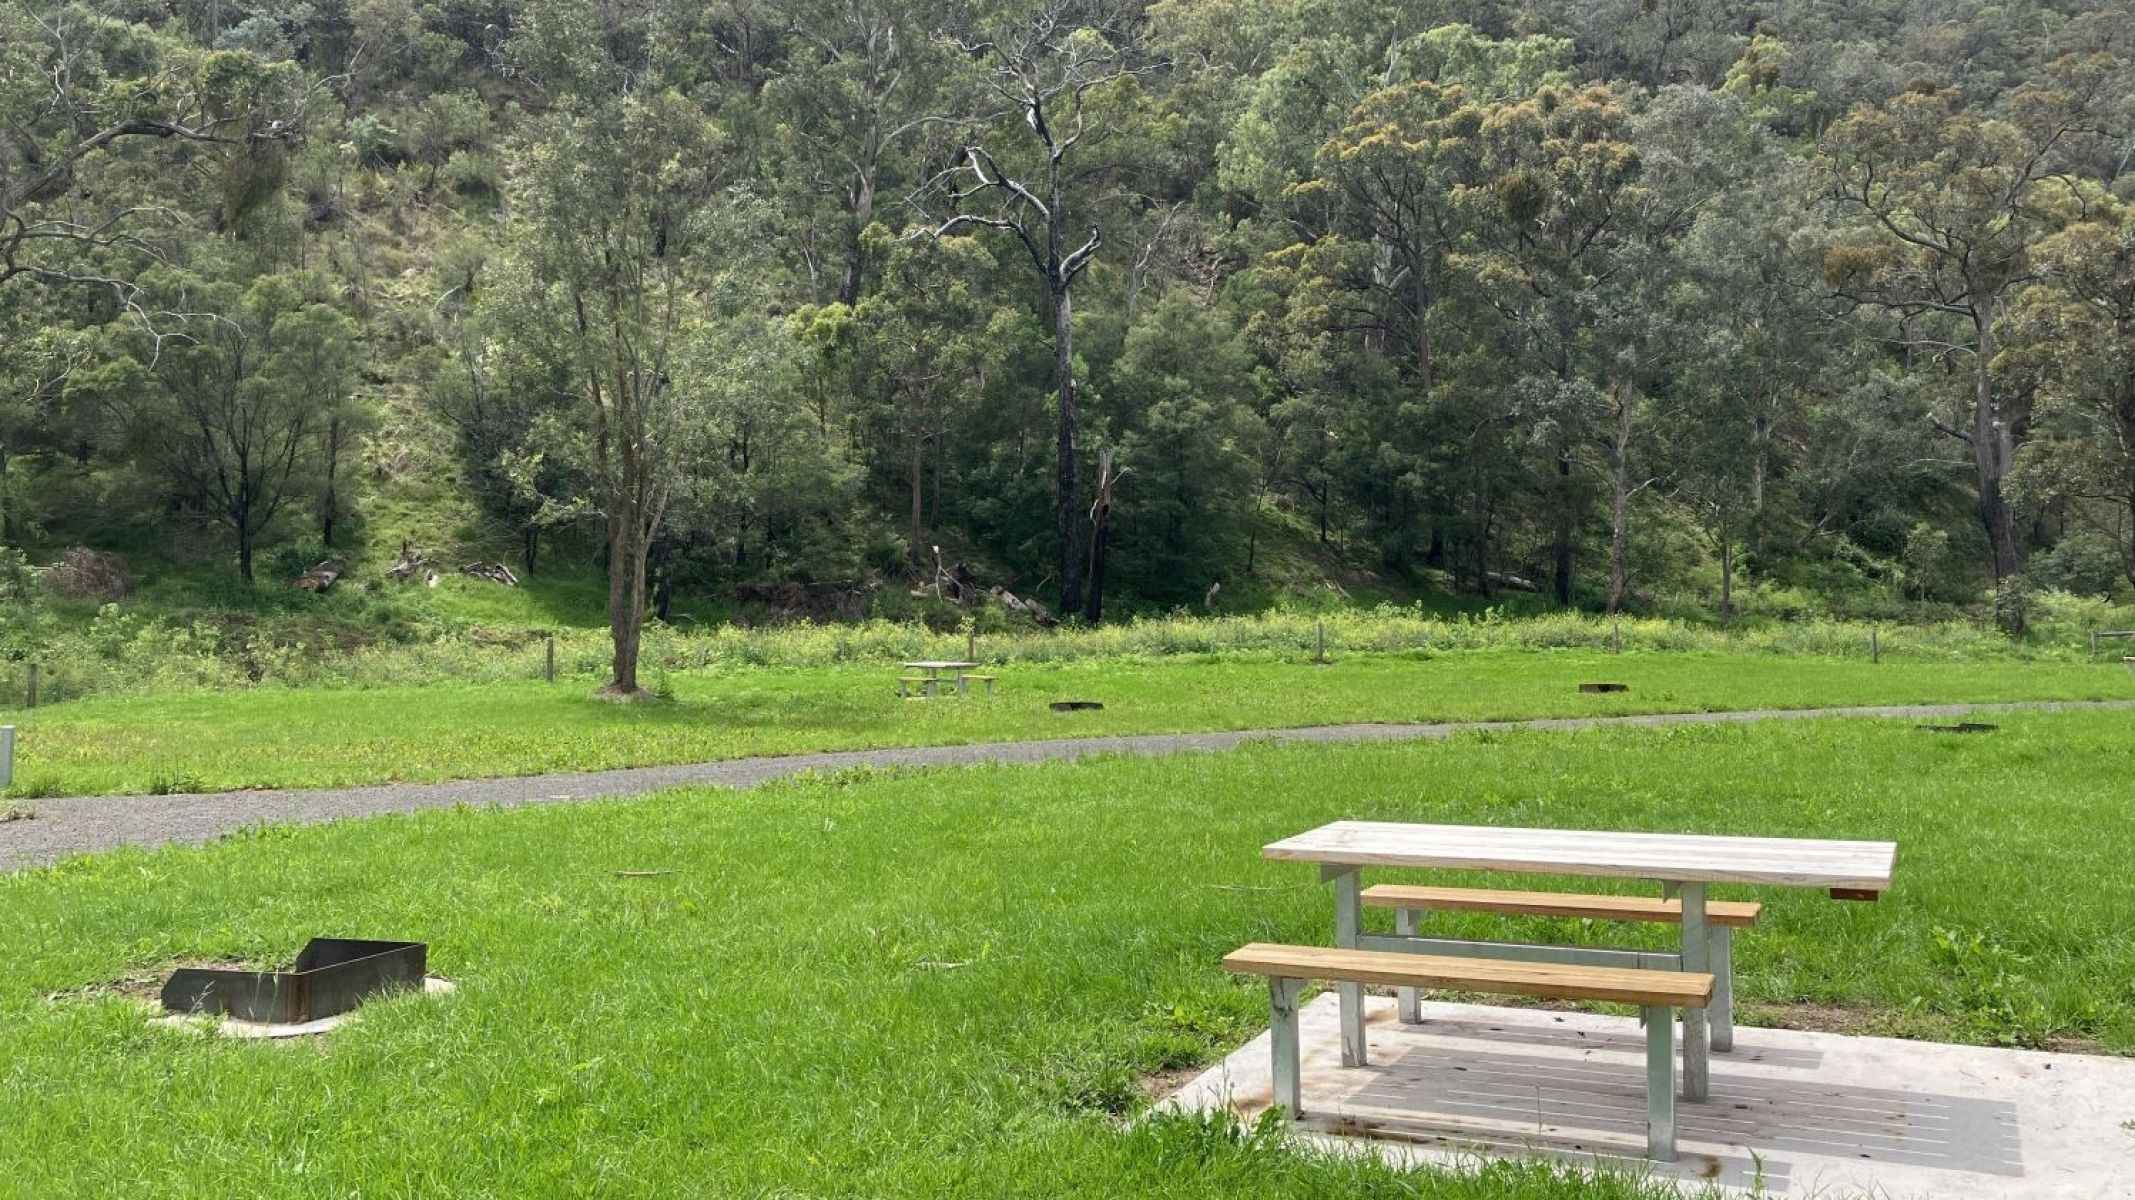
[44,548,133,601]
[288,557,347,592]
[387,541,431,583]
[461,561,518,587]
[910,546,1057,625]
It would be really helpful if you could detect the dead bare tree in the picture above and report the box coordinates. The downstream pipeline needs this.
[919,2,1156,617]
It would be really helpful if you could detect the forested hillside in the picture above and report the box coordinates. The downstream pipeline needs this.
[4,0,2133,656]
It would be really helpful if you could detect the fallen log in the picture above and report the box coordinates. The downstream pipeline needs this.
[289,556,346,592]
[387,540,430,583]
[990,586,1058,627]
[461,561,519,587]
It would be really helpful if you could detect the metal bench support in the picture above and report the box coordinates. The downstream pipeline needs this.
[1268,977,1305,1117]
[1645,1004,1678,1161]
[1261,973,1682,1160]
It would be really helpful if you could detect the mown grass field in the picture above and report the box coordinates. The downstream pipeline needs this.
[5,649,2131,797]
[3,712,2130,1196]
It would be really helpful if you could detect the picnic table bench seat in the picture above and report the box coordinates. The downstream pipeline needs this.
[1360,884,1763,926]
[1225,942,1713,1161]
[1360,883,1759,1052]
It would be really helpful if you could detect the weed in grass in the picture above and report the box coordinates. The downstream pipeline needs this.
[146,772,208,796]
[3,775,63,799]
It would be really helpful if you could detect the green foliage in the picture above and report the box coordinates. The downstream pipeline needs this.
[2,0,2134,640]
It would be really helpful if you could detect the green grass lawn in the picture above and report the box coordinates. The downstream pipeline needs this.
[3,712,2130,1196]
[7,649,2132,796]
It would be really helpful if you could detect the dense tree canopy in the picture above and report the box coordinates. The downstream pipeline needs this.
[5,0,2135,676]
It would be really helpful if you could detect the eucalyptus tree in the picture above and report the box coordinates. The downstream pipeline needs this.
[1820,59,2113,584]
[922,0,1157,617]
[1452,82,1644,606]
[765,0,966,304]
[2010,195,2135,587]
[80,270,356,581]
[496,84,735,698]
[1,6,314,315]
[1664,156,1830,620]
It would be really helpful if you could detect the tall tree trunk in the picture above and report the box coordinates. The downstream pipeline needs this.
[1749,408,1770,561]
[0,439,12,546]
[839,162,876,305]
[1552,453,1573,607]
[321,416,342,547]
[1469,433,1491,597]
[606,514,640,693]
[1054,285,1082,615]
[1084,447,1114,624]
[910,432,924,561]
[604,395,651,697]
[1413,259,1434,392]
[1606,379,1635,615]
[1717,522,1735,629]
[1972,298,2023,581]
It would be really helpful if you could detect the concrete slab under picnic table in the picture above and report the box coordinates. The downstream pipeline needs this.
[1160,994,2135,1198]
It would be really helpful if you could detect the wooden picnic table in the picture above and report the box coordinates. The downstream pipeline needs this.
[903,660,980,675]
[900,661,983,698]
[1265,820,1898,1101]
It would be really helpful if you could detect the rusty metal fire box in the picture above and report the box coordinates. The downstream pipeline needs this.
[160,939,427,1024]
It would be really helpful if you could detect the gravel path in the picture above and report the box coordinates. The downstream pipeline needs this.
[5,698,2131,871]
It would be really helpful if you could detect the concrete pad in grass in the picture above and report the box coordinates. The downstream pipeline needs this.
[1163,994,2135,1197]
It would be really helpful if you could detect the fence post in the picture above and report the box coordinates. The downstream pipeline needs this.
[1,725,13,791]
[2092,630,2100,660]
[967,630,977,663]
[1315,620,1327,664]
[544,636,556,683]
[25,663,35,709]
[1611,618,1621,655]
[1871,628,1880,664]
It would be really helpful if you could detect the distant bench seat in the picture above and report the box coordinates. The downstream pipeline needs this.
[1360,884,1762,926]
[1224,942,1713,1161]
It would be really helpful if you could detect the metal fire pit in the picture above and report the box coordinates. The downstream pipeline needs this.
[160,939,427,1024]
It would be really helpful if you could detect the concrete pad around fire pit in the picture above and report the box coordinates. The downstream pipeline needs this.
[149,976,456,1039]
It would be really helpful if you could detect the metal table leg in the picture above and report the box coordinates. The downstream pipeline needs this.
[1679,881,1710,1101]
[1711,926,1734,1052]
[1395,906,1423,1024]
[1332,866,1367,1066]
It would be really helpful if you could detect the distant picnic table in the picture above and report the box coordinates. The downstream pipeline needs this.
[898,661,993,698]
[1229,820,1898,1160]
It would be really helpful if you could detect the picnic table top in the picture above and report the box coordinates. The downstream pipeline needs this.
[902,660,980,671]
[1265,820,1897,891]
